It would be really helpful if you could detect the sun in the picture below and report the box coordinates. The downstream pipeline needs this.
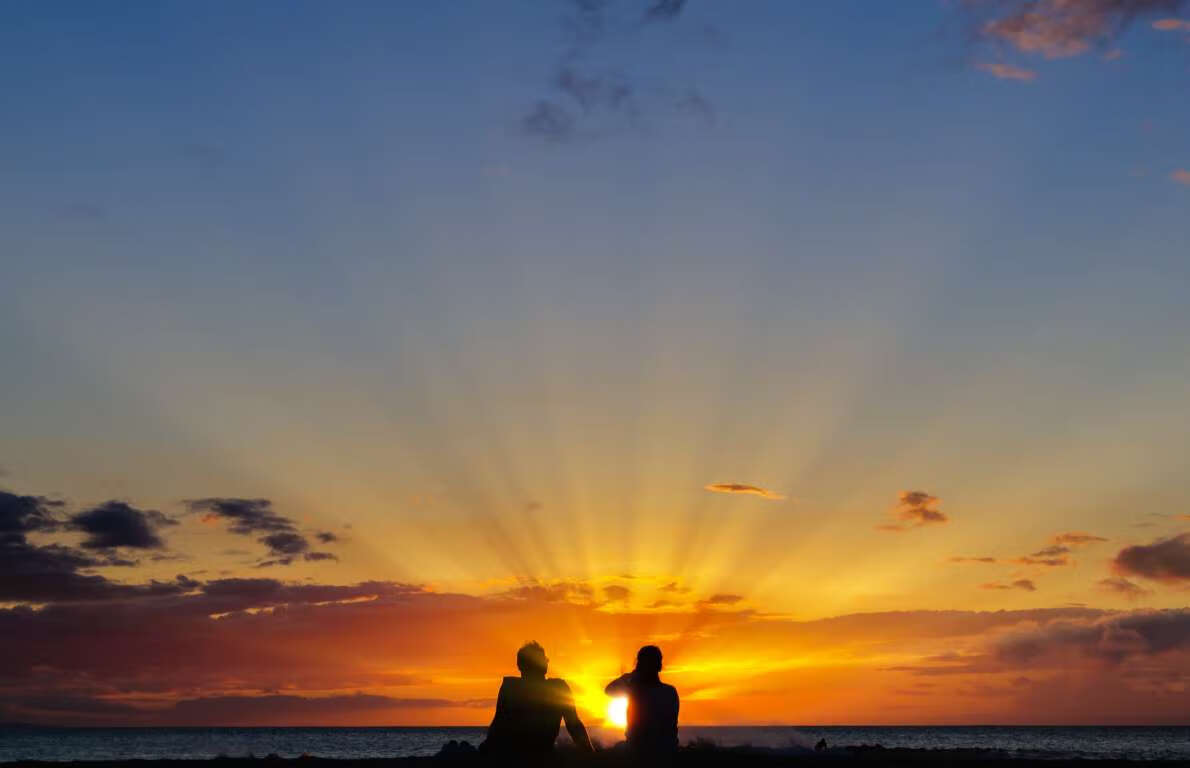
[606,696,628,728]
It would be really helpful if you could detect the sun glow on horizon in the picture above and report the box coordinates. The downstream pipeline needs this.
[606,696,628,729]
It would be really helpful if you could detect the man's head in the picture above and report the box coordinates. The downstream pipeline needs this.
[635,645,663,675]
[516,641,549,677]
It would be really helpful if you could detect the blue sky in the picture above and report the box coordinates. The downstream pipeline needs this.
[1,0,1188,610]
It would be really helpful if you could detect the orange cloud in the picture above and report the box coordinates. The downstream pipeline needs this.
[1152,17,1190,29]
[879,490,948,531]
[1097,577,1151,601]
[1172,169,1190,185]
[981,579,1037,592]
[704,483,784,500]
[977,61,1038,80]
[978,0,1185,59]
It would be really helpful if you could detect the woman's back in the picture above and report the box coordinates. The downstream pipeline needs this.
[625,678,679,753]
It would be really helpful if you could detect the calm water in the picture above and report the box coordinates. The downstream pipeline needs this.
[1,726,1189,762]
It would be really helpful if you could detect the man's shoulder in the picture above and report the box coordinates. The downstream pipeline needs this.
[545,677,572,692]
[661,682,678,698]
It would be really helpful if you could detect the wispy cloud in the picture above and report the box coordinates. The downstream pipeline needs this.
[1152,17,1190,29]
[1097,576,1152,600]
[696,592,744,608]
[1013,532,1107,567]
[522,0,717,141]
[980,579,1037,592]
[704,483,785,500]
[977,61,1038,80]
[184,498,337,566]
[878,490,948,532]
[1172,169,1190,185]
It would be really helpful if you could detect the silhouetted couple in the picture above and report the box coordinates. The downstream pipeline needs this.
[480,642,679,765]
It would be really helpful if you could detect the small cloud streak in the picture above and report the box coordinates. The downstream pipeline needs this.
[1152,17,1190,29]
[704,483,785,500]
[981,579,1037,592]
[1171,169,1190,185]
[1097,577,1151,600]
[696,592,744,608]
[977,61,1038,80]
[1013,532,1106,567]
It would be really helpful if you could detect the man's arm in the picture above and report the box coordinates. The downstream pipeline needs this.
[557,681,594,752]
[604,672,632,696]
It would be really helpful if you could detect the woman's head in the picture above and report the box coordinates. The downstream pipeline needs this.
[635,645,663,677]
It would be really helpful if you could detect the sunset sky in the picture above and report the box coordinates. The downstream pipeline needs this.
[2,1,1189,727]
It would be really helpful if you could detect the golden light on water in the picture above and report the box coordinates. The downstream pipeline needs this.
[606,696,628,728]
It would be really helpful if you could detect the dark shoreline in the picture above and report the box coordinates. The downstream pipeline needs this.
[5,748,1190,767]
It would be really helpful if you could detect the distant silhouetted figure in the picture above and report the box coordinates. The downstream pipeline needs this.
[605,645,679,763]
[480,641,593,764]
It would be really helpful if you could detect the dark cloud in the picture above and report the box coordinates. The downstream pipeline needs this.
[603,584,632,602]
[1097,577,1152,600]
[1113,533,1190,583]
[993,609,1190,664]
[260,531,309,556]
[522,0,718,141]
[949,556,1000,564]
[659,581,689,593]
[0,492,191,603]
[68,501,177,550]
[0,490,63,534]
[0,692,491,726]
[185,498,333,567]
[697,593,744,607]
[704,482,785,500]
[879,490,948,531]
[0,537,192,603]
[185,498,292,535]
[522,101,577,141]
[644,0,686,22]
[981,579,1037,591]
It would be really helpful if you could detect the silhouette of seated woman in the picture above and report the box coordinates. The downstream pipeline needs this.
[605,645,679,761]
[480,641,593,762]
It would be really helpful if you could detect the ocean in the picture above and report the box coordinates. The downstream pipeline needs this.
[1,726,1189,762]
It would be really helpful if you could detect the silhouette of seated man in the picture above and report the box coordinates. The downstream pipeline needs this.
[605,645,679,762]
[480,641,593,762]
